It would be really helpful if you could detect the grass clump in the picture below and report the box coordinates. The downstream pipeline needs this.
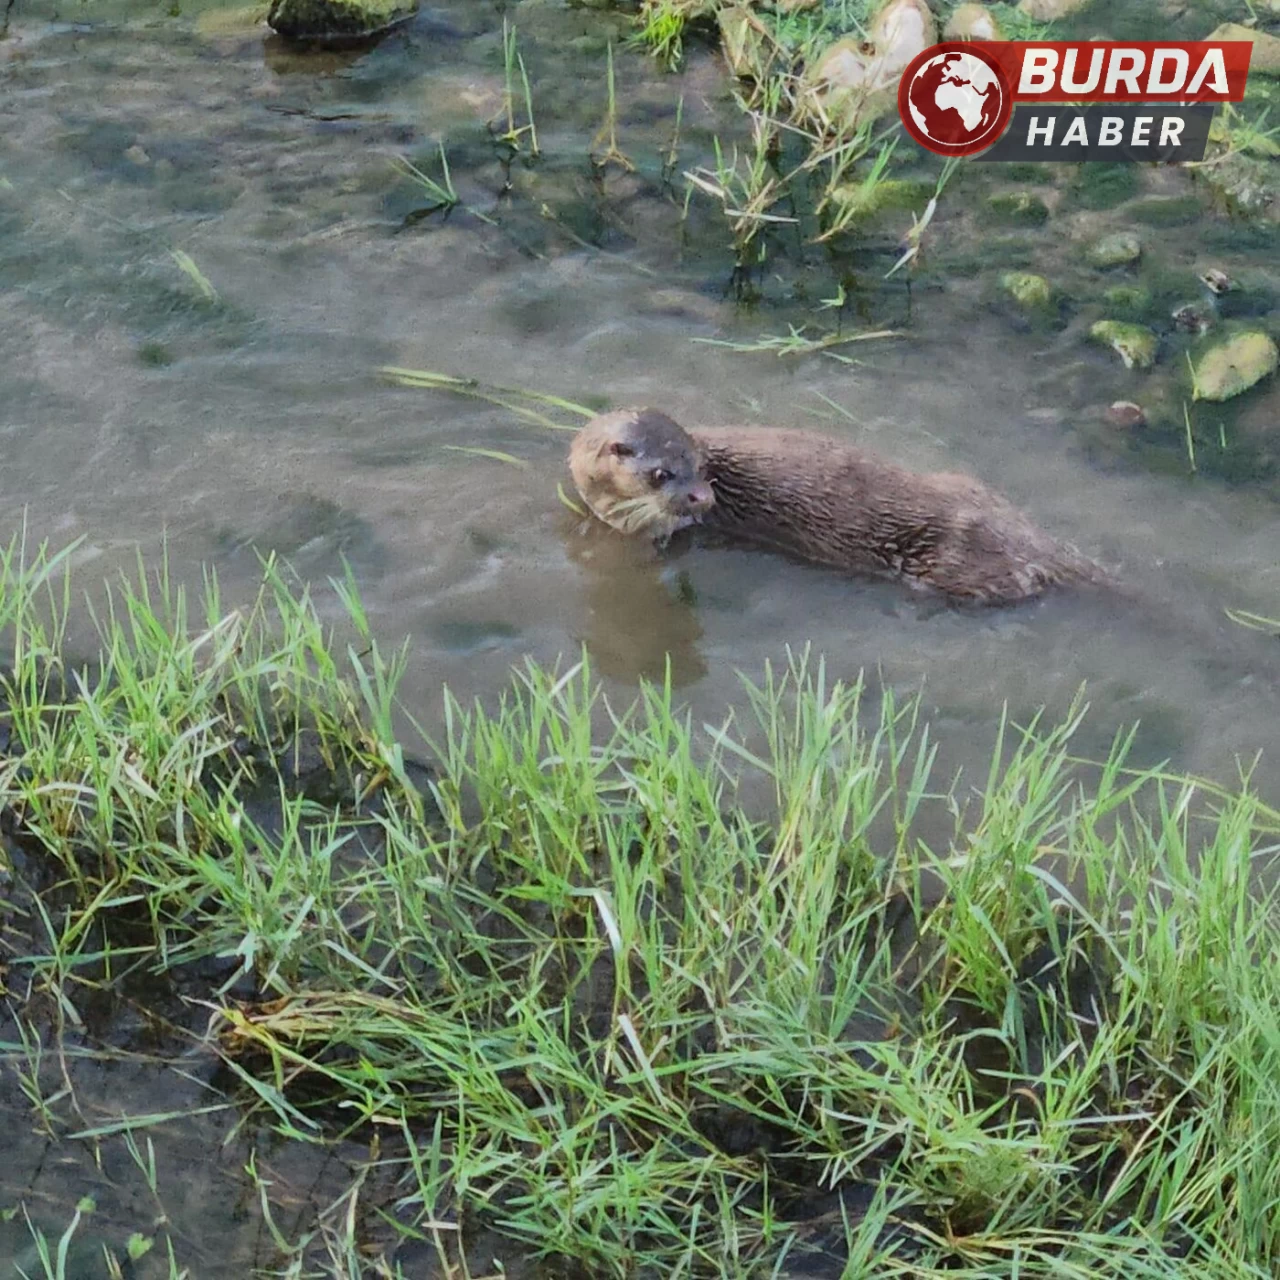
[2,539,1280,1276]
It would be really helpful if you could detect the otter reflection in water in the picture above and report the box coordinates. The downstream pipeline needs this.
[562,524,708,687]
[569,407,1109,607]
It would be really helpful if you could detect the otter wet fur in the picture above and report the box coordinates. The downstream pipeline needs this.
[569,408,1109,607]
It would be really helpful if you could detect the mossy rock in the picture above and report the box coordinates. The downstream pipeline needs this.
[1090,320,1157,370]
[1102,284,1153,319]
[1000,271,1052,309]
[829,178,934,218]
[1086,231,1142,268]
[267,0,416,40]
[987,191,1050,225]
[1189,329,1279,402]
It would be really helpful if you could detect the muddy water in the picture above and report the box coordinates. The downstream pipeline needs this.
[2,0,1280,1269]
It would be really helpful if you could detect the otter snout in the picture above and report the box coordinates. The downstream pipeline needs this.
[683,480,714,514]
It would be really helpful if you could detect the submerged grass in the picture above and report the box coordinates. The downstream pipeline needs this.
[2,537,1280,1275]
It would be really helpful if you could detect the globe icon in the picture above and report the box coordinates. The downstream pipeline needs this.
[900,48,1009,156]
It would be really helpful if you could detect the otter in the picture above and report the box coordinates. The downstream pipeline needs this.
[568,408,1109,606]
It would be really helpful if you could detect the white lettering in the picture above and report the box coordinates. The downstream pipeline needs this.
[1098,117,1125,145]
[1061,47,1104,95]
[1018,50,1059,94]
[1026,116,1056,145]
[1130,116,1153,146]
[1187,49,1229,96]
[1061,115,1090,146]
[1159,116,1185,148]
[1104,49,1145,95]
[1147,49,1189,94]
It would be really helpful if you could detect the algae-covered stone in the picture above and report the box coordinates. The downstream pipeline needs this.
[1090,320,1157,370]
[1208,23,1280,77]
[987,191,1050,224]
[829,177,934,217]
[1102,284,1152,317]
[267,0,416,40]
[944,3,1004,39]
[1086,231,1141,268]
[1190,330,1279,401]
[1001,271,1052,308]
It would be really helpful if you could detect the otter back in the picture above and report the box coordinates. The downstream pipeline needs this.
[688,427,1103,606]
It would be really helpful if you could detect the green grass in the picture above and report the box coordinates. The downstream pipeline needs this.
[2,537,1280,1276]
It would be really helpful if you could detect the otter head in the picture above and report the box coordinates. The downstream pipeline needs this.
[569,408,715,541]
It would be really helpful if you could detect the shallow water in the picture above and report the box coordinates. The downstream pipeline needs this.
[3,0,1280,1270]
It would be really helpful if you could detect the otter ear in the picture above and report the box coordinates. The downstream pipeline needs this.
[609,441,636,458]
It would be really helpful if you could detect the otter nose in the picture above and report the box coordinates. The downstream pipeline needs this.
[686,481,714,511]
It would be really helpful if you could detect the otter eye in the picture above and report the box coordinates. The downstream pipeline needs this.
[609,441,635,458]
[649,467,673,488]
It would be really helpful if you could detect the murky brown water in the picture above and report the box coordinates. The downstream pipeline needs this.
[3,0,1280,1271]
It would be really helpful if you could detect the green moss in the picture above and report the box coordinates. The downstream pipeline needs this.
[1069,162,1142,210]
[1000,270,1052,308]
[1090,319,1158,369]
[266,0,416,39]
[1102,284,1154,320]
[987,191,1050,225]
[1126,196,1204,227]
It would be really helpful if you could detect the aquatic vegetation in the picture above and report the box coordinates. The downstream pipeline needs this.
[3,539,1280,1275]
[591,42,637,173]
[494,18,540,157]
[692,320,898,355]
[168,249,218,303]
[388,142,458,214]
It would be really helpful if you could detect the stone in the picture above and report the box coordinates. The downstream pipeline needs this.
[1105,400,1147,429]
[1000,271,1052,308]
[1018,0,1092,18]
[1200,269,1235,296]
[869,0,935,74]
[829,177,934,217]
[1199,151,1279,220]
[943,3,1004,40]
[267,0,416,41]
[801,0,934,128]
[1171,302,1214,335]
[1190,330,1279,402]
[1090,320,1158,370]
[1207,23,1280,77]
[1086,231,1141,268]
